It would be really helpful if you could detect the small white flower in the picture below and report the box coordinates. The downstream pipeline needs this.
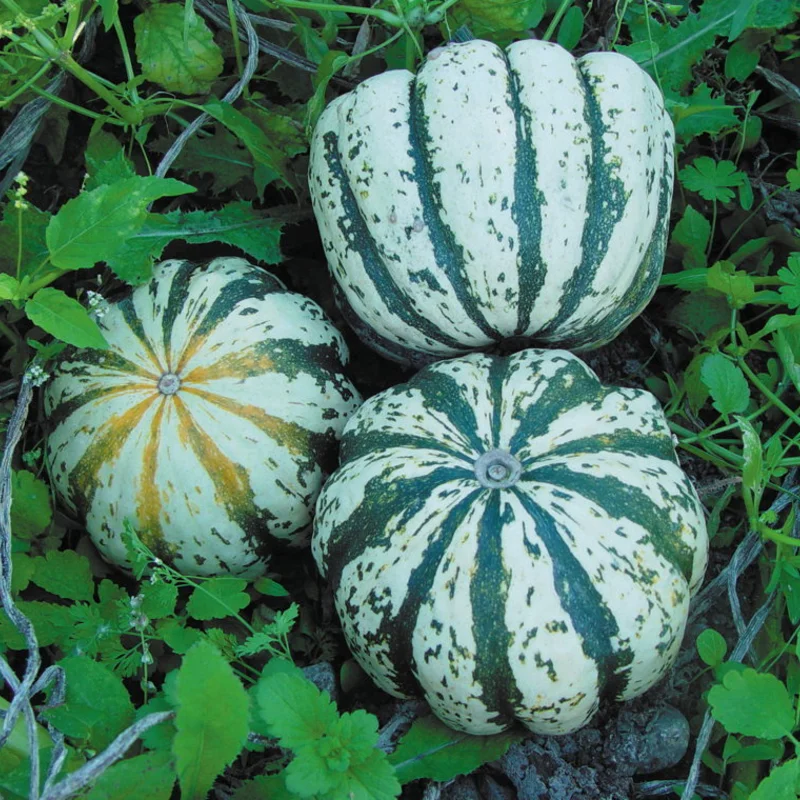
[27,365,48,387]
[131,612,149,631]
[85,290,109,318]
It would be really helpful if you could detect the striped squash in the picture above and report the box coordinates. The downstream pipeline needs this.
[309,39,675,365]
[45,258,361,578]
[312,349,708,735]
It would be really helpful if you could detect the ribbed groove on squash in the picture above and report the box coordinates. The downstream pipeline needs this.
[407,79,501,343]
[320,131,467,351]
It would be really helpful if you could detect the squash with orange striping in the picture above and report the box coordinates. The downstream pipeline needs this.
[44,257,361,577]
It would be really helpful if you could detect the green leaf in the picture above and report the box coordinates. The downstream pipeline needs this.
[186,577,251,621]
[773,328,800,395]
[140,580,179,619]
[738,416,763,509]
[257,671,400,800]
[749,758,800,800]
[725,38,760,81]
[43,656,134,749]
[556,6,583,51]
[25,288,109,349]
[671,83,740,141]
[0,600,75,649]
[668,291,730,340]
[679,157,746,203]
[84,130,136,191]
[173,641,250,800]
[256,671,339,749]
[134,3,223,94]
[11,553,34,594]
[332,749,402,800]
[728,236,771,266]
[202,99,293,194]
[30,550,94,602]
[45,176,194,271]
[10,469,52,538]
[253,577,290,597]
[633,0,737,94]
[231,775,295,800]
[306,50,351,135]
[697,628,728,667]
[671,205,711,268]
[778,253,800,310]
[157,618,203,654]
[137,694,178,752]
[450,0,545,35]
[683,352,711,413]
[727,738,784,765]
[706,260,755,307]
[388,714,522,784]
[97,0,118,29]
[294,17,329,65]
[752,0,800,29]
[700,354,750,416]
[729,0,759,40]
[148,203,283,264]
[0,274,19,300]
[83,750,175,800]
[0,202,51,283]
[787,152,800,191]
[708,668,795,738]
[106,201,283,285]
[155,124,253,194]
[235,604,298,659]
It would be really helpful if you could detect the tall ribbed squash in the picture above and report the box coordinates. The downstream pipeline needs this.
[45,258,361,578]
[312,349,708,735]
[309,39,675,364]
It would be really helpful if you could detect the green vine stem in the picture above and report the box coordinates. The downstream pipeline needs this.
[670,420,745,468]
[738,359,800,430]
[112,15,140,105]
[256,0,404,27]
[1,0,141,125]
[542,0,574,41]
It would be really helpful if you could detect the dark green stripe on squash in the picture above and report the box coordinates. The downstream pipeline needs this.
[320,131,468,352]
[469,491,523,728]
[563,137,673,350]
[502,50,547,336]
[513,489,632,703]
[408,78,502,344]
[524,462,697,585]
